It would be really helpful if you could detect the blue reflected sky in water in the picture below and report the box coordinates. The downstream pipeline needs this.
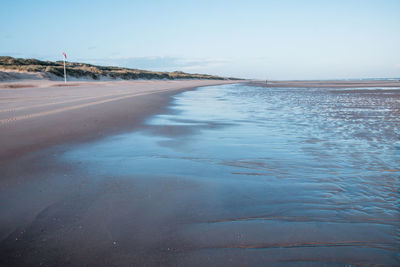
[64,85,326,180]
[62,84,400,260]
[64,84,400,181]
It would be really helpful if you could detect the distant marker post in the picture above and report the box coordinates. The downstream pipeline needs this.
[62,52,67,83]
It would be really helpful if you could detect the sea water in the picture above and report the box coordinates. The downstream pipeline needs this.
[64,83,400,265]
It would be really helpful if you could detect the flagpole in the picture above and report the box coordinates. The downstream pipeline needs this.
[63,57,67,83]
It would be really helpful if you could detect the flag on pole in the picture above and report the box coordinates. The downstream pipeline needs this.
[62,52,67,83]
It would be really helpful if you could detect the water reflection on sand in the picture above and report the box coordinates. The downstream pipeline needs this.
[65,84,400,265]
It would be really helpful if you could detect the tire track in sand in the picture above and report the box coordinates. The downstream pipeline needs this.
[0,92,135,114]
[0,89,168,125]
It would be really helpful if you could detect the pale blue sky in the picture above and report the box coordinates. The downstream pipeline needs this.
[1,0,399,79]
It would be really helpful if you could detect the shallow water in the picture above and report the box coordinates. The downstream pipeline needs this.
[64,84,400,265]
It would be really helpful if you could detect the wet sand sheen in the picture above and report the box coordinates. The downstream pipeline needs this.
[0,79,238,162]
[1,81,399,266]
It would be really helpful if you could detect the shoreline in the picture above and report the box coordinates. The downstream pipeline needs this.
[248,79,400,88]
[0,79,241,163]
[1,80,398,266]
[0,80,245,265]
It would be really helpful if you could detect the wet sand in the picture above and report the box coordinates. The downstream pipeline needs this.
[1,80,399,266]
[0,79,239,162]
[249,79,400,88]
[0,79,242,266]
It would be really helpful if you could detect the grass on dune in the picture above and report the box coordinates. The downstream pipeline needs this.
[0,56,240,80]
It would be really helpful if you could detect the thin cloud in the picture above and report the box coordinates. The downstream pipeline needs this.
[83,56,229,72]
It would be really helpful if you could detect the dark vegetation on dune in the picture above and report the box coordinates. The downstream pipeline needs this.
[0,56,239,80]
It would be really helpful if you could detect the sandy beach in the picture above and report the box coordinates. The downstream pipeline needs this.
[0,79,239,162]
[0,79,242,265]
[3,0,399,264]
[1,79,399,266]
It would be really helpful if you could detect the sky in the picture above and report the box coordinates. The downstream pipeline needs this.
[1,0,399,80]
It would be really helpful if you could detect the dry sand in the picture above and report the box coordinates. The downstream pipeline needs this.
[0,79,244,266]
[0,79,239,162]
[1,79,398,266]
